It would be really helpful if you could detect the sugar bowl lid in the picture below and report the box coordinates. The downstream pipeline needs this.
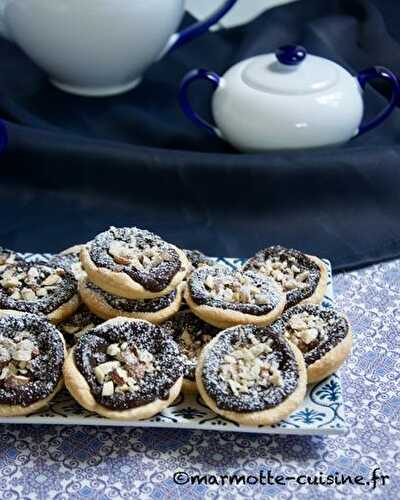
[241,45,341,95]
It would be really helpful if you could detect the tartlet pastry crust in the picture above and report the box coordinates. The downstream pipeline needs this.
[81,237,189,300]
[184,267,286,329]
[275,304,352,384]
[79,278,183,324]
[196,328,307,426]
[64,318,183,420]
[307,328,352,383]
[0,311,67,416]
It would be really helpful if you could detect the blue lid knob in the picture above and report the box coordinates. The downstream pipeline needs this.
[276,45,307,66]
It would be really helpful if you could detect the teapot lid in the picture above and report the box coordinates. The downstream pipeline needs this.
[241,45,340,95]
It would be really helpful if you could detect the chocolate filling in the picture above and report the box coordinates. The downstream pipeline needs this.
[163,310,219,381]
[201,324,299,413]
[85,280,177,313]
[184,249,215,271]
[188,266,283,316]
[58,304,102,346]
[74,320,184,411]
[243,246,321,309]
[88,227,184,293]
[0,263,77,316]
[0,313,64,407]
[49,248,82,279]
[276,304,349,366]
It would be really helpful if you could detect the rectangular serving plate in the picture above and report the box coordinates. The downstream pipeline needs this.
[0,255,347,435]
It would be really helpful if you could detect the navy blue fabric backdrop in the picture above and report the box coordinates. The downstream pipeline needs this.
[0,0,399,270]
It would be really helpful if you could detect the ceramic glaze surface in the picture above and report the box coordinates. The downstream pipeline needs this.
[2,0,184,96]
[212,57,364,152]
[0,0,238,96]
[180,45,399,152]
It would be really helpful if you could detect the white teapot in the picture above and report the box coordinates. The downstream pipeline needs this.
[179,45,400,152]
[0,0,237,97]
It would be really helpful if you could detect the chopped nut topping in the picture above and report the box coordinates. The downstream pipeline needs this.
[203,270,273,305]
[218,333,282,396]
[94,361,120,384]
[0,251,18,266]
[102,380,114,397]
[2,276,21,289]
[254,255,310,293]
[3,373,30,388]
[284,312,325,350]
[0,265,66,302]
[106,344,121,357]
[0,333,39,386]
[108,236,167,271]
[95,341,155,397]
[21,288,36,301]
[41,273,62,287]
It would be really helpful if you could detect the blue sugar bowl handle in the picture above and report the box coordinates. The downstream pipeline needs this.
[179,69,223,137]
[167,0,238,54]
[356,66,400,136]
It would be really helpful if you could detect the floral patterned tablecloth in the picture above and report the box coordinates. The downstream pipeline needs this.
[0,259,399,499]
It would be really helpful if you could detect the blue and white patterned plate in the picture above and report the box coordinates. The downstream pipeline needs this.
[0,254,347,435]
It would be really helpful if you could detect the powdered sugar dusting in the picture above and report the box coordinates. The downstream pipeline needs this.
[0,313,64,407]
[88,227,185,293]
[243,246,321,309]
[0,263,77,315]
[275,304,349,365]
[162,309,219,381]
[188,266,283,316]
[58,304,102,346]
[202,324,300,412]
[74,320,185,410]
[184,249,215,272]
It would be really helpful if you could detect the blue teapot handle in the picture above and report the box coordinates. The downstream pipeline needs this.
[0,120,7,154]
[179,68,222,137]
[356,66,400,137]
[167,0,238,54]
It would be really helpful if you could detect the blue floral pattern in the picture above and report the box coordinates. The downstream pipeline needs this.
[0,254,398,498]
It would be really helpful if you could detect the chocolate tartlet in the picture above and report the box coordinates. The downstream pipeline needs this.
[243,246,327,309]
[0,248,23,267]
[50,244,86,281]
[64,318,185,420]
[58,304,102,346]
[196,324,306,426]
[0,262,80,323]
[275,304,352,383]
[184,249,215,272]
[163,309,219,392]
[184,266,286,328]
[0,311,66,416]
[79,278,183,323]
[80,227,189,299]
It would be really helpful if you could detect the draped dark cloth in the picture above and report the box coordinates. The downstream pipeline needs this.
[1,0,399,271]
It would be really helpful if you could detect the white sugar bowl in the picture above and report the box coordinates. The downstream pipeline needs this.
[179,45,400,152]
